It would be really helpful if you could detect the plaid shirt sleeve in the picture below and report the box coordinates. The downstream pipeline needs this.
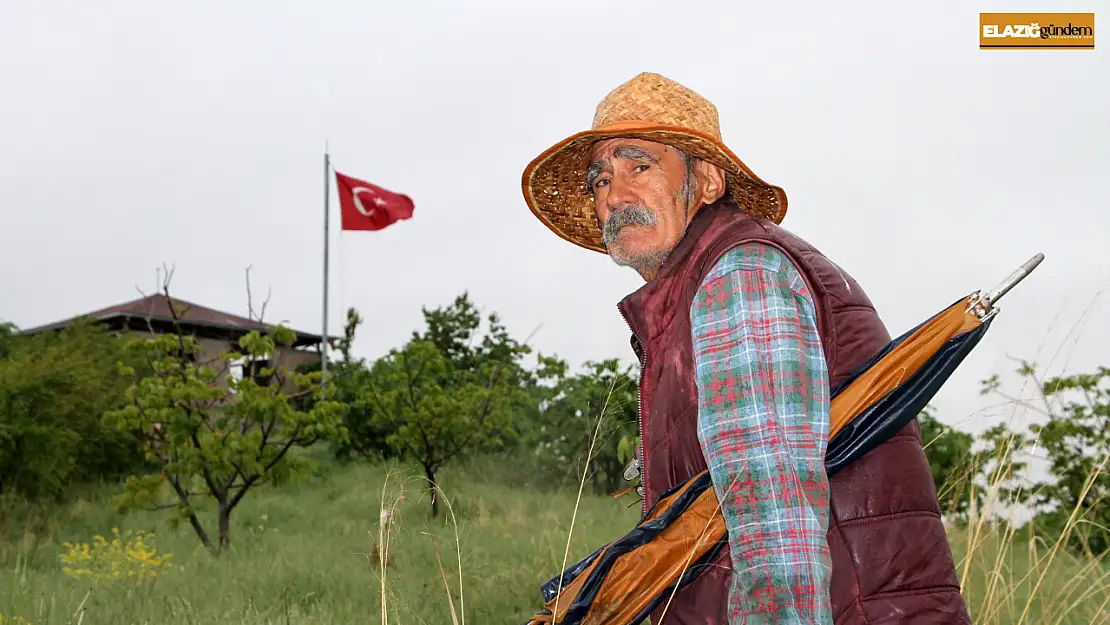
[689,242,833,624]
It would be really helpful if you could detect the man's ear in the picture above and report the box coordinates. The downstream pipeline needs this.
[696,160,727,205]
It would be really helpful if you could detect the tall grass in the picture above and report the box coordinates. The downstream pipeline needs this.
[938,437,1110,624]
[0,453,640,624]
[1,398,1108,624]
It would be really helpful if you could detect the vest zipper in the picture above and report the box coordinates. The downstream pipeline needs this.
[618,303,649,518]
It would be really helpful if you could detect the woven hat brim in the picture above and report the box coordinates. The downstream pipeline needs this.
[522,121,788,254]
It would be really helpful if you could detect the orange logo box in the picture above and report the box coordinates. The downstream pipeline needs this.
[980,13,1095,49]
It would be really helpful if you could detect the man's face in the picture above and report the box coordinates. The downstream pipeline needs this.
[586,138,724,280]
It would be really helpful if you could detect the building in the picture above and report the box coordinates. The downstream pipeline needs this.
[20,293,331,392]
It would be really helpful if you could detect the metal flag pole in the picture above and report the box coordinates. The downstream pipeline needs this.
[322,143,330,391]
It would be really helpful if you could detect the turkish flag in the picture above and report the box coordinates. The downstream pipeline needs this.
[334,171,415,231]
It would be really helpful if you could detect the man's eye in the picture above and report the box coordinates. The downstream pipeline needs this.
[594,179,609,189]
[634,164,650,173]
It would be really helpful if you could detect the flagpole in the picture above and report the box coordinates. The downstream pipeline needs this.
[322,143,330,391]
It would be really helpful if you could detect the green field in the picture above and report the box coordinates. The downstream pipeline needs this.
[1,452,1107,624]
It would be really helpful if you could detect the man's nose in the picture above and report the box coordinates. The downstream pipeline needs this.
[605,175,638,211]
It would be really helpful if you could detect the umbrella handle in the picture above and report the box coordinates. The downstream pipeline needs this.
[968,253,1045,320]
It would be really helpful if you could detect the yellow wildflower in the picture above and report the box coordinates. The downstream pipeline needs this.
[59,528,171,585]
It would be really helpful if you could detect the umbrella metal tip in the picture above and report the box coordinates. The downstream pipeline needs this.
[980,252,1046,312]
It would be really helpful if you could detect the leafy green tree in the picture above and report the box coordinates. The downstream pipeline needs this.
[981,363,1110,555]
[326,308,396,462]
[103,287,347,555]
[0,319,149,499]
[413,292,535,392]
[918,406,989,520]
[519,357,641,496]
[0,321,17,358]
[975,421,1033,513]
[357,293,531,516]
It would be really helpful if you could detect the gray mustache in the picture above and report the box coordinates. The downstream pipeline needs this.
[601,205,658,246]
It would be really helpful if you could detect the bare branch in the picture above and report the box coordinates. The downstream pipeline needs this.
[245,266,256,322]
[260,286,272,324]
[244,265,273,324]
[131,277,161,336]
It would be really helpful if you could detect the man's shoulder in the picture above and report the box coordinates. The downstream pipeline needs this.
[704,241,798,282]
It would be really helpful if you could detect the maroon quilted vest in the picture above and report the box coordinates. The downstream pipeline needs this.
[617,198,971,625]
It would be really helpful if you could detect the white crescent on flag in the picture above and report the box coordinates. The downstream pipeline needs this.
[351,187,377,217]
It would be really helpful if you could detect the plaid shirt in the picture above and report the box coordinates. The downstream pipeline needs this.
[689,242,833,624]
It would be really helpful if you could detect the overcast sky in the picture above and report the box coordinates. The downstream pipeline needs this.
[2,1,1107,443]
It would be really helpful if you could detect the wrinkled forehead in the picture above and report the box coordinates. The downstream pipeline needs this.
[588,137,670,162]
[586,139,675,186]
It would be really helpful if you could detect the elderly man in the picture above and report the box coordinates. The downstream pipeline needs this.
[521,73,971,625]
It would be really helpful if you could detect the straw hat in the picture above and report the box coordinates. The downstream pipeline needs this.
[521,72,788,254]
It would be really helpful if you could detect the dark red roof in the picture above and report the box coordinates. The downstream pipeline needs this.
[21,294,327,347]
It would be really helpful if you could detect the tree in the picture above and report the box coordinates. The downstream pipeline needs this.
[413,292,534,393]
[981,363,1110,555]
[103,276,347,555]
[0,321,17,358]
[356,293,531,516]
[520,358,641,495]
[326,308,397,462]
[0,319,150,499]
[975,420,1033,516]
[917,406,988,520]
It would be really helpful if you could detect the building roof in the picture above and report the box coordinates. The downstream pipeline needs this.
[21,293,331,348]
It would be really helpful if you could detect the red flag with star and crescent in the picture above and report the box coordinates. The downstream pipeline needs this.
[334,171,415,231]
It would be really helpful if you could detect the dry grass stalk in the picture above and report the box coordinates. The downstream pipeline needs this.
[551,373,621,621]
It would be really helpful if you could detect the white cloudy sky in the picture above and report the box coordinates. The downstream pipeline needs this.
[2,0,1107,442]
